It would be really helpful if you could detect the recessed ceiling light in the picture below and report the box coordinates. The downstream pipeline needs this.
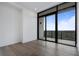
[35,8,37,11]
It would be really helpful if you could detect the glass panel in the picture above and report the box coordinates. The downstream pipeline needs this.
[46,14,55,41]
[39,17,45,40]
[58,7,75,46]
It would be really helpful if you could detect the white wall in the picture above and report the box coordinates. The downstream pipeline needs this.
[22,9,37,43]
[0,3,22,47]
[0,2,37,47]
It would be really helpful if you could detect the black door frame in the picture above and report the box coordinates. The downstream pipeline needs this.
[37,2,77,47]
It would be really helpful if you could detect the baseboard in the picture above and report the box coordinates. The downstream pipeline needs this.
[0,40,20,47]
[22,39,37,43]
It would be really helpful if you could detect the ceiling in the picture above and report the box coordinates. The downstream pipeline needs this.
[15,2,62,12]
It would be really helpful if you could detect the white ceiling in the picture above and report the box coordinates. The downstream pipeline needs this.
[15,2,62,12]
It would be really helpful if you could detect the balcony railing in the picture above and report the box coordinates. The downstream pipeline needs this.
[44,31,75,41]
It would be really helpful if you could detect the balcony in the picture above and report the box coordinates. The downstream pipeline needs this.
[44,31,75,45]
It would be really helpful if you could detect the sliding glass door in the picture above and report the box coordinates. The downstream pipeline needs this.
[39,14,56,41]
[46,14,55,42]
[58,7,75,46]
[38,3,76,47]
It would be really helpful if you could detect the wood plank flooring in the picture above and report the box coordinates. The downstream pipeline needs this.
[0,40,79,56]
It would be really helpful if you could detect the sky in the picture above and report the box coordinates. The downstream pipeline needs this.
[45,7,75,31]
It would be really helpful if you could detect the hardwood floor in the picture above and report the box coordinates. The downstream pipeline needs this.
[0,40,79,56]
